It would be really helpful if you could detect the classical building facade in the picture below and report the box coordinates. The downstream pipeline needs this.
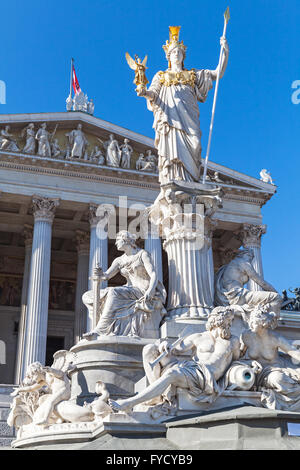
[0,109,296,394]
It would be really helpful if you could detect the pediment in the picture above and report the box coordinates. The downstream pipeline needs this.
[0,111,276,199]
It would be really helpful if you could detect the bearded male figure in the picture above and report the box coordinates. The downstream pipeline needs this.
[137,26,229,185]
[109,308,240,412]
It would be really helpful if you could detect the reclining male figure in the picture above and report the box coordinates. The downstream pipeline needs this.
[109,308,240,412]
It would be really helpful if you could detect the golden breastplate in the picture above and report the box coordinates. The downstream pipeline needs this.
[158,69,196,87]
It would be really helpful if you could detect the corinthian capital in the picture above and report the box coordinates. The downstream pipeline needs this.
[32,196,60,223]
[239,223,267,248]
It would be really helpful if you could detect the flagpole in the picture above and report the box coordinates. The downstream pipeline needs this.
[69,58,74,99]
[202,7,230,184]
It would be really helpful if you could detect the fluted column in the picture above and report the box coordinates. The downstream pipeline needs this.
[14,225,33,384]
[144,222,163,283]
[87,204,108,331]
[74,230,90,343]
[153,185,222,320]
[240,223,267,291]
[21,196,59,378]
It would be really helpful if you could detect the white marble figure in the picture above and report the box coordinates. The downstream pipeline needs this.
[241,307,300,411]
[214,249,282,316]
[83,381,112,420]
[105,134,121,167]
[21,123,36,154]
[90,145,105,165]
[35,123,52,157]
[87,99,95,115]
[0,126,20,152]
[120,138,133,169]
[66,95,73,111]
[260,169,274,185]
[73,91,88,112]
[82,230,166,339]
[109,308,241,412]
[137,27,229,184]
[51,139,61,158]
[136,153,147,171]
[144,149,158,172]
[7,351,111,430]
[65,124,88,159]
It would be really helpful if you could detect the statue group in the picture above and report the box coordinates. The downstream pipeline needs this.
[8,24,295,449]
[0,122,158,171]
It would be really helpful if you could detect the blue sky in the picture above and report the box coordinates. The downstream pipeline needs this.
[0,0,299,293]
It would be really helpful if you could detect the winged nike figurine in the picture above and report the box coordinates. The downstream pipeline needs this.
[125,52,149,92]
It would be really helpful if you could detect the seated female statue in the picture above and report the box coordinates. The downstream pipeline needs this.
[83,230,166,339]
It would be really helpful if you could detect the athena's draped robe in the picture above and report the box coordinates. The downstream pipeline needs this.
[147,69,213,184]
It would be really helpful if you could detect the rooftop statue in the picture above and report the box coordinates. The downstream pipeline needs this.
[82,230,166,339]
[260,169,275,185]
[215,248,282,317]
[127,26,229,185]
[73,90,88,112]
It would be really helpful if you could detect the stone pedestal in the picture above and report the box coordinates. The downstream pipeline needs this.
[70,337,154,403]
[151,182,222,323]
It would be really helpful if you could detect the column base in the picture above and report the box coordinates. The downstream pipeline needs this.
[166,305,212,320]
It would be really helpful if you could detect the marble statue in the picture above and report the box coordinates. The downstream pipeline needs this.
[0,125,20,152]
[260,169,274,185]
[120,138,133,169]
[109,308,241,412]
[51,139,61,158]
[90,145,105,165]
[8,351,112,430]
[9,351,76,426]
[21,123,36,154]
[105,134,121,167]
[82,230,166,339]
[240,307,300,411]
[66,95,73,111]
[145,149,158,171]
[136,153,147,171]
[35,123,53,157]
[65,124,88,159]
[125,53,149,93]
[73,91,88,112]
[87,99,95,115]
[215,248,282,316]
[135,26,229,185]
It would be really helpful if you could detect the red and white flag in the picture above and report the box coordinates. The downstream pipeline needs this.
[72,64,81,95]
